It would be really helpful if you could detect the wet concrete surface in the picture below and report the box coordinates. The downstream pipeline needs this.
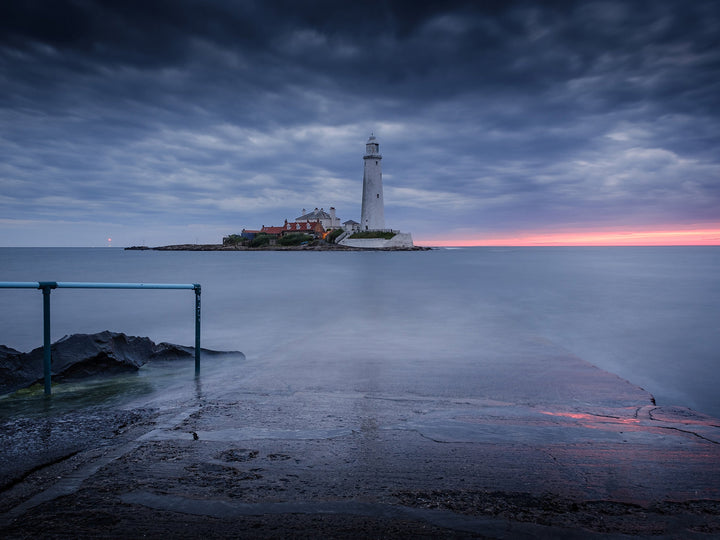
[1,337,720,538]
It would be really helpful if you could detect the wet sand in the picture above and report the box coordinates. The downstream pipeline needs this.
[1,336,719,538]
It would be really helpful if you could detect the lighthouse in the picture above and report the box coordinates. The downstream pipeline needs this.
[360,134,385,230]
[338,134,413,248]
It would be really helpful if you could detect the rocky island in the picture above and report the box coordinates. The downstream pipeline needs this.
[125,242,432,251]
[125,240,431,251]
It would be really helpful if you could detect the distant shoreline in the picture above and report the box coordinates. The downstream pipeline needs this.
[125,243,431,252]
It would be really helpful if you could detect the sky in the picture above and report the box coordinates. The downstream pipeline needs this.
[1,0,719,247]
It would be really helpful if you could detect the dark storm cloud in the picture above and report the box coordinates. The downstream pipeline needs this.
[5,1,714,114]
[0,0,718,245]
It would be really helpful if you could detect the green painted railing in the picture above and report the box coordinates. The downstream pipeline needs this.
[0,281,201,395]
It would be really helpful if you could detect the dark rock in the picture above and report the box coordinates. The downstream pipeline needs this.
[0,331,243,395]
[0,345,21,357]
[0,344,37,396]
[32,331,155,378]
[151,341,236,362]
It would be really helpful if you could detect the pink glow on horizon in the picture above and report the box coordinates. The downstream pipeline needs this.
[418,227,720,247]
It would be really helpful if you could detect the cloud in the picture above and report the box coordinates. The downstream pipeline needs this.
[0,0,718,245]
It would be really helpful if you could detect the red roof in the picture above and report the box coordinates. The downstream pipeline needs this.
[284,221,321,231]
[261,221,325,236]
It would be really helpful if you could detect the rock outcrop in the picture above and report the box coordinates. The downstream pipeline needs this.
[0,344,36,396]
[0,331,242,395]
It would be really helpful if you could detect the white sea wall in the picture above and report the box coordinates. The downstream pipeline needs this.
[339,232,414,249]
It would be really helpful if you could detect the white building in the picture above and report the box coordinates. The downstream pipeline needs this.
[342,219,360,232]
[360,135,385,231]
[295,207,340,230]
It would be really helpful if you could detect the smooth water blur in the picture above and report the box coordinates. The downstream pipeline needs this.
[0,247,718,417]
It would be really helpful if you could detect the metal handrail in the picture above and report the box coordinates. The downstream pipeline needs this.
[0,281,201,395]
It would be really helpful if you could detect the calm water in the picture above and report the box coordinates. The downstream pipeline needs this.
[0,247,718,417]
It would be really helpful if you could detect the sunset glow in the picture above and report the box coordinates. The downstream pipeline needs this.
[419,227,720,247]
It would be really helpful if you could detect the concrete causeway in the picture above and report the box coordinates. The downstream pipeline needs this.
[1,334,719,538]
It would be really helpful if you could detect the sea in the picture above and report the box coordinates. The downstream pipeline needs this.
[0,246,718,418]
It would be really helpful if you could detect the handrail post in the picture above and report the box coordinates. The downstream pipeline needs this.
[194,284,201,375]
[38,282,57,395]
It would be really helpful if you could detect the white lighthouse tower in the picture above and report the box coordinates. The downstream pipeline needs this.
[360,134,385,230]
[339,134,414,248]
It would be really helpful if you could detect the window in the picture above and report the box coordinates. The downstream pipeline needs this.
[376,194,379,198]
